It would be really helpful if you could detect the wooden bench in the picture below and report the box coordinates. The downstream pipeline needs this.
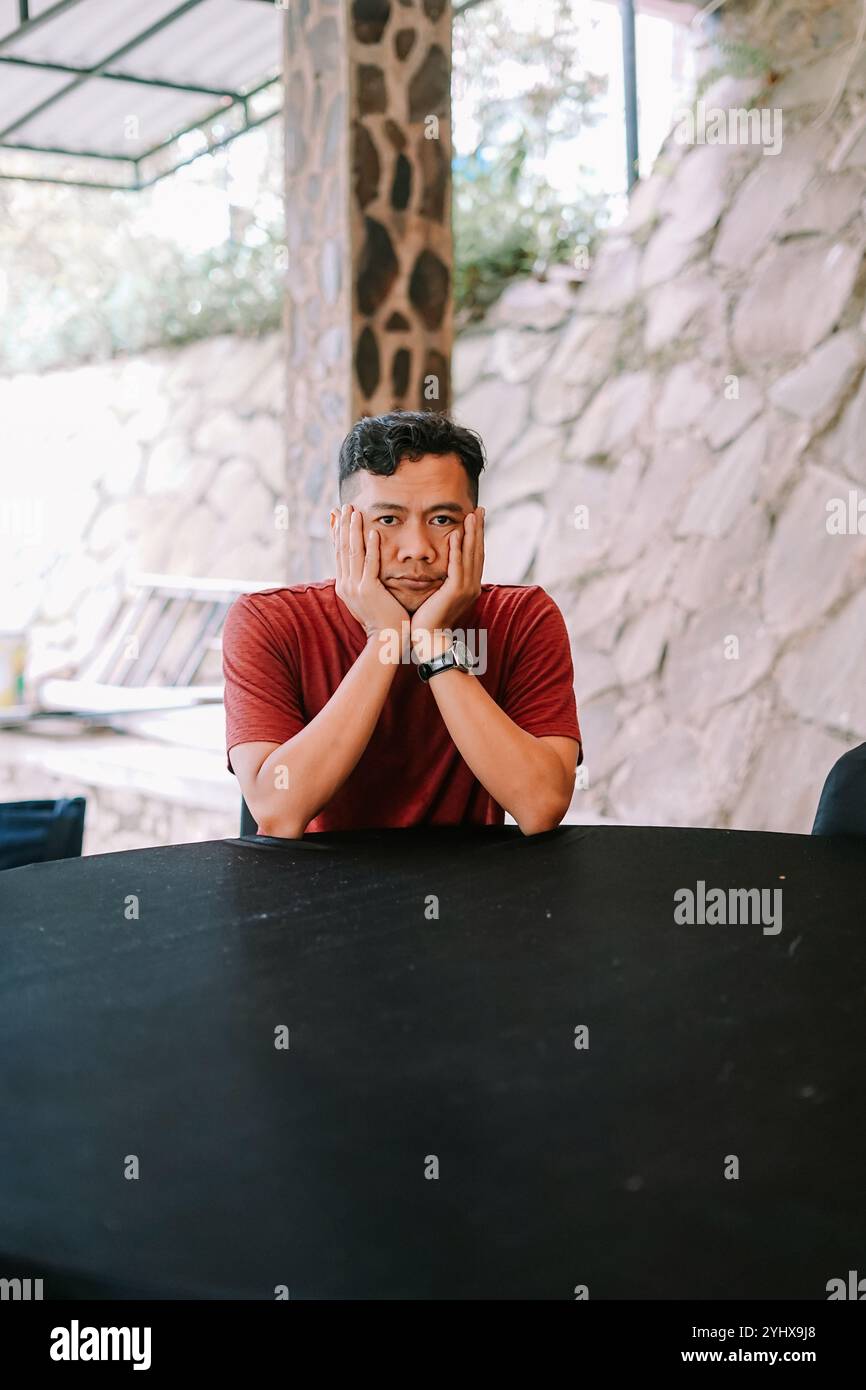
[2,572,275,724]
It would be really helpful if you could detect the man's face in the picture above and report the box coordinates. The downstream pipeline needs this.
[334,452,475,613]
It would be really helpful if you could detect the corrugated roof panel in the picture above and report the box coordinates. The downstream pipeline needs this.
[0,0,21,45]
[9,76,224,156]
[0,60,71,137]
[0,0,64,44]
[115,0,282,91]
[6,0,192,67]
[0,141,139,186]
[0,0,283,186]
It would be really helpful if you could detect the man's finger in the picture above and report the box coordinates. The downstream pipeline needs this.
[459,514,475,574]
[362,525,379,581]
[450,527,464,582]
[339,503,352,576]
[333,511,342,583]
[473,508,485,584]
[348,508,366,585]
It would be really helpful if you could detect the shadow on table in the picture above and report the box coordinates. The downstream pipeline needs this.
[227,823,575,853]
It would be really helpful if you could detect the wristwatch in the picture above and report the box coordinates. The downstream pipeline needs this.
[417,638,478,682]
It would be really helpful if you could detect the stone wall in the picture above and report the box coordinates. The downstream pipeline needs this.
[6,0,866,838]
[1,331,291,688]
[451,0,866,834]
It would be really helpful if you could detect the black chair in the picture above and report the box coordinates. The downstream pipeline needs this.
[812,742,866,837]
[0,796,87,871]
[240,797,258,837]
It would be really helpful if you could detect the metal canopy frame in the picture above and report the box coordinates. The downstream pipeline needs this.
[0,0,283,191]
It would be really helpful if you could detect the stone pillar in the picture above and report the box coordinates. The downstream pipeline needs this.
[283,0,453,580]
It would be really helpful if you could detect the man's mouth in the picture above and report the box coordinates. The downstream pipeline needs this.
[389,577,441,589]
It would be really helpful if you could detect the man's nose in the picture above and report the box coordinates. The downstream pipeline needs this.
[396,520,436,561]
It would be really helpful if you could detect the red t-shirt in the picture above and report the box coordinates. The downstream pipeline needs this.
[222,580,582,832]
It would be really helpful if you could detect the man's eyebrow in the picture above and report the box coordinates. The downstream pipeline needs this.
[368,501,466,513]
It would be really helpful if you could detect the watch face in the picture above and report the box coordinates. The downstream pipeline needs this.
[452,640,471,669]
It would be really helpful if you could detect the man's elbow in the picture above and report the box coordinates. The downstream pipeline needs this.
[515,792,572,837]
[250,796,308,839]
[517,810,565,837]
[256,811,307,838]
[241,765,309,838]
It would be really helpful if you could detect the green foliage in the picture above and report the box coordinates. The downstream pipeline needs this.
[2,225,284,375]
[453,135,608,320]
[452,0,611,319]
[0,125,285,375]
[696,39,773,97]
[0,3,614,371]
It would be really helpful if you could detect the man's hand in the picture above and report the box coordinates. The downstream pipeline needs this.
[411,507,485,657]
[332,503,408,640]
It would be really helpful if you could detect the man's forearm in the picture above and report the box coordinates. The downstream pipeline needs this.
[426,668,573,834]
[254,637,397,835]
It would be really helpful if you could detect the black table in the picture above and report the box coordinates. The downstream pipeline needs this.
[1,824,865,1300]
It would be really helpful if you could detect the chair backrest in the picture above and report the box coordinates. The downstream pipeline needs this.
[240,797,258,837]
[79,573,273,690]
[0,797,86,871]
[812,742,866,836]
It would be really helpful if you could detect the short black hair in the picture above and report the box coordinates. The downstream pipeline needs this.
[338,410,486,505]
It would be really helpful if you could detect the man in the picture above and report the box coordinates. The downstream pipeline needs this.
[223,410,582,837]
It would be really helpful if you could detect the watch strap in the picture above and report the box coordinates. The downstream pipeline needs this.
[418,639,478,681]
[418,648,460,682]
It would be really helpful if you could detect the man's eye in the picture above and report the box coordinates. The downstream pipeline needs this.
[432,516,457,526]
[376,516,397,525]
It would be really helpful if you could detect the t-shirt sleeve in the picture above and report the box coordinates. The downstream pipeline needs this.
[500,588,583,764]
[222,595,306,775]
